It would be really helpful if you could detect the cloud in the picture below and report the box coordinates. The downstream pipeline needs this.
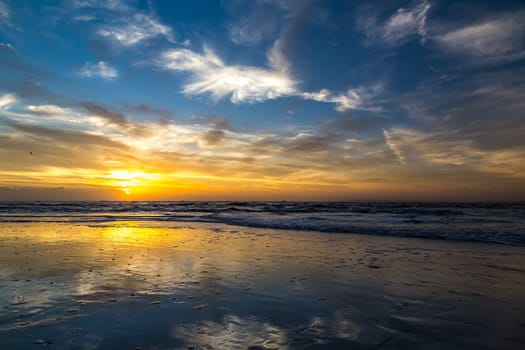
[5,101,187,153]
[326,115,386,134]
[80,102,149,136]
[394,68,525,152]
[81,102,127,125]
[267,39,290,73]
[357,0,431,47]
[79,61,118,79]
[0,42,13,50]
[0,1,11,27]
[123,103,174,119]
[20,104,85,126]
[73,0,129,11]
[382,129,407,164]
[382,127,525,177]
[225,0,304,46]
[243,130,352,160]
[201,129,225,146]
[286,133,335,153]
[98,13,173,46]
[72,15,97,22]
[0,92,17,109]
[26,104,69,115]
[227,3,282,46]
[158,43,366,111]
[5,121,128,149]
[228,15,276,46]
[196,115,232,130]
[159,45,297,104]
[301,89,362,112]
[435,13,525,62]
[383,0,430,44]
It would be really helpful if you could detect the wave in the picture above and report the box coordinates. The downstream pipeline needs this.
[1,201,524,245]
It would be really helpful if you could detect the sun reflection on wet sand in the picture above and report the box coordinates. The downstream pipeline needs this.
[0,221,524,349]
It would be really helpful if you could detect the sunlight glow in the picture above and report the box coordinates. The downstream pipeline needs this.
[107,170,161,195]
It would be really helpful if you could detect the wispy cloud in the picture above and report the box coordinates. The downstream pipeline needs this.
[357,0,431,47]
[79,61,118,79]
[158,42,367,111]
[123,103,174,119]
[226,0,318,47]
[228,15,277,46]
[6,121,128,149]
[98,13,173,46]
[80,102,150,136]
[0,1,11,27]
[0,42,13,50]
[227,2,283,46]
[384,0,430,44]
[26,104,69,115]
[197,115,232,130]
[159,45,297,104]
[382,127,525,177]
[301,89,362,112]
[0,92,17,109]
[72,15,97,22]
[267,39,290,73]
[73,0,129,11]
[382,129,406,164]
[435,13,525,62]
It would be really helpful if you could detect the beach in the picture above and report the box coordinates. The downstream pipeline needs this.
[2,0,525,348]
[1,219,524,349]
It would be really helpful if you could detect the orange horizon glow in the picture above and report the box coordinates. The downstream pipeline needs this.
[1,163,524,201]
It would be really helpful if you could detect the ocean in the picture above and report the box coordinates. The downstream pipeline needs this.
[1,201,524,245]
[1,201,525,349]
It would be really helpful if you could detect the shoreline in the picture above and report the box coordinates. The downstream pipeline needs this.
[2,201,524,246]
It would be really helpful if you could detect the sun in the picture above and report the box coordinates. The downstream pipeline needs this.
[107,170,161,195]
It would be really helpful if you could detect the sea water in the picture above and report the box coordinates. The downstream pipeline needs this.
[1,201,524,245]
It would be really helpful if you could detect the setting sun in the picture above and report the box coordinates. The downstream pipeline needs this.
[106,170,161,195]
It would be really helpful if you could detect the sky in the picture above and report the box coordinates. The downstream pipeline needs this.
[1,0,525,201]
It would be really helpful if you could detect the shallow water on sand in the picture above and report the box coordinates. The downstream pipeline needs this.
[1,221,524,349]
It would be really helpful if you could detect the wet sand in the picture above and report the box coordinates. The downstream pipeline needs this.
[1,221,524,349]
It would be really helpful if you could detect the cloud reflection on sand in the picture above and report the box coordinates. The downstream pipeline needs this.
[172,314,288,349]
[171,310,378,350]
